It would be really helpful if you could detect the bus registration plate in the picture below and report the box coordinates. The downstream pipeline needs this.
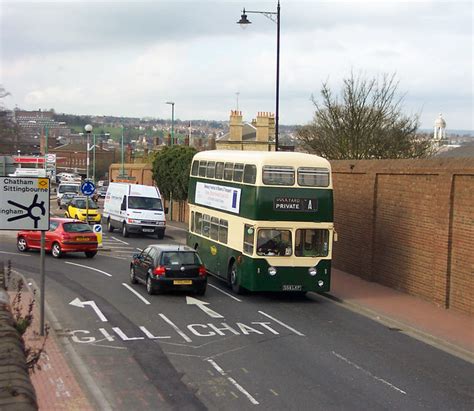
[282,285,302,291]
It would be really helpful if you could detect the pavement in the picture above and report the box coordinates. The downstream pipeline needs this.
[12,221,473,410]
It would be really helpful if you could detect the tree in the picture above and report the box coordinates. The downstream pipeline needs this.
[0,86,20,154]
[296,73,433,159]
[152,146,197,201]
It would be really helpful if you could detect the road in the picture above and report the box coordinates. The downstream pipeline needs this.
[0,203,472,410]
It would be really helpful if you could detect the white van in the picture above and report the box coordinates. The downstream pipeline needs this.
[9,168,47,178]
[103,183,167,238]
[57,182,81,205]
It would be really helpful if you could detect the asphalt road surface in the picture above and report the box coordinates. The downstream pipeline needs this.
[0,209,472,410]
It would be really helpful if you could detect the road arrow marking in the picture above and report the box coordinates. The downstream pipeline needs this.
[186,296,224,318]
[69,298,108,322]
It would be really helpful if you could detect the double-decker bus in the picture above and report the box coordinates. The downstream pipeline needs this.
[187,150,335,294]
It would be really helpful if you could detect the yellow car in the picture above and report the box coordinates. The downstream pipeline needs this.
[65,196,102,223]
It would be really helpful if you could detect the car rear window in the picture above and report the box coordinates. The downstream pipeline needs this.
[63,223,93,233]
[161,251,202,266]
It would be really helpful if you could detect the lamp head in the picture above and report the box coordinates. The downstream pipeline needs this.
[237,9,251,26]
[84,124,93,133]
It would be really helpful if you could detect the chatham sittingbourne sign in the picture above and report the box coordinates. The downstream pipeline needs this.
[0,177,50,230]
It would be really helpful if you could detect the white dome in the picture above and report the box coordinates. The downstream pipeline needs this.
[435,114,446,128]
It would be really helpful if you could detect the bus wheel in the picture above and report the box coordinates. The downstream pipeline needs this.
[229,261,243,295]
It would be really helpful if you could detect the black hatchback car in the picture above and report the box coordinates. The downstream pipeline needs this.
[130,244,207,295]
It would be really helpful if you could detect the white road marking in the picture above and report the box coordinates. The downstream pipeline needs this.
[0,251,31,257]
[122,283,151,305]
[69,298,108,322]
[186,296,224,318]
[208,283,242,302]
[158,313,192,343]
[258,311,305,336]
[65,262,112,277]
[207,359,259,405]
[110,236,129,245]
[332,351,407,395]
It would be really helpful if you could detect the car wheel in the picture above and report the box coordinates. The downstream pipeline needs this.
[17,237,29,252]
[107,219,114,232]
[146,275,154,295]
[52,242,62,258]
[229,260,244,295]
[85,251,97,258]
[130,266,138,284]
[156,230,164,239]
[122,223,129,238]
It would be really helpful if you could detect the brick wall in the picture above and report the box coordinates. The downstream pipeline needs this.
[331,159,474,314]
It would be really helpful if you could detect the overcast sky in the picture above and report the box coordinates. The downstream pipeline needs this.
[1,0,472,130]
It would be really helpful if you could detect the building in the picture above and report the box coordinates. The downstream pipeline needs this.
[216,111,276,151]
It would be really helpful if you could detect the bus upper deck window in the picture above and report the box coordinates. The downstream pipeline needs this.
[298,167,330,187]
[243,164,256,184]
[262,166,295,186]
[233,163,244,182]
[224,162,234,180]
[199,161,207,177]
[191,161,199,176]
[215,162,224,179]
[206,161,216,178]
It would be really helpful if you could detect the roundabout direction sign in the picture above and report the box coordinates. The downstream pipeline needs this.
[81,181,96,197]
[0,177,50,230]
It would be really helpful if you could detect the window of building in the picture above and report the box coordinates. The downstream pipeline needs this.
[262,166,295,186]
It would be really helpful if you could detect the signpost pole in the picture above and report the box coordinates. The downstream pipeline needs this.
[40,231,46,336]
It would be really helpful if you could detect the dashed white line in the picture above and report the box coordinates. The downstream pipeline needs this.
[258,311,305,336]
[208,283,242,302]
[122,283,150,305]
[64,262,112,277]
[332,351,407,395]
[109,236,129,245]
[207,359,259,405]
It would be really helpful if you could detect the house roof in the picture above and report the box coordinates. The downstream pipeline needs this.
[435,142,474,158]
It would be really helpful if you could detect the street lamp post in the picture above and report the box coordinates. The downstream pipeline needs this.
[237,0,280,151]
[121,125,125,176]
[84,124,93,180]
[166,101,175,145]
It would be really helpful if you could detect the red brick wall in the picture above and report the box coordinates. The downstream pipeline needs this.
[331,159,474,314]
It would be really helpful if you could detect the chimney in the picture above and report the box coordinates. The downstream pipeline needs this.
[229,110,243,141]
[268,113,275,141]
[256,112,270,142]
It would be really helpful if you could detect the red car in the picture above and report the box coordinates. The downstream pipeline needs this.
[17,218,98,259]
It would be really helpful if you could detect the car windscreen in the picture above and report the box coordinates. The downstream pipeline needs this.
[59,185,79,193]
[75,199,98,209]
[128,196,163,211]
[161,251,202,266]
[63,223,93,233]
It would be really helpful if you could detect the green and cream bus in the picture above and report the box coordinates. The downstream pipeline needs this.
[187,150,335,294]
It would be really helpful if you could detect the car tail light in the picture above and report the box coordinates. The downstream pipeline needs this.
[153,266,166,276]
[198,265,207,277]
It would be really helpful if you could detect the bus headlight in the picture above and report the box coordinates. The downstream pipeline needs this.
[318,280,324,287]
[268,266,277,276]
[308,267,317,276]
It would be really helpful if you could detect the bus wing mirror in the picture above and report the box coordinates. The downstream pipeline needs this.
[334,231,338,242]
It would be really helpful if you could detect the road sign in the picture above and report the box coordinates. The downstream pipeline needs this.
[0,177,50,230]
[93,224,102,247]
[81,181,96,196]
[45,153,56,163]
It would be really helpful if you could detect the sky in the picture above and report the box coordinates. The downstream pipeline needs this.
[1,0,472,130]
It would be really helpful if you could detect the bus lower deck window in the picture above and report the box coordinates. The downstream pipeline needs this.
[295,229,329,257]
[257,229,292,256]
